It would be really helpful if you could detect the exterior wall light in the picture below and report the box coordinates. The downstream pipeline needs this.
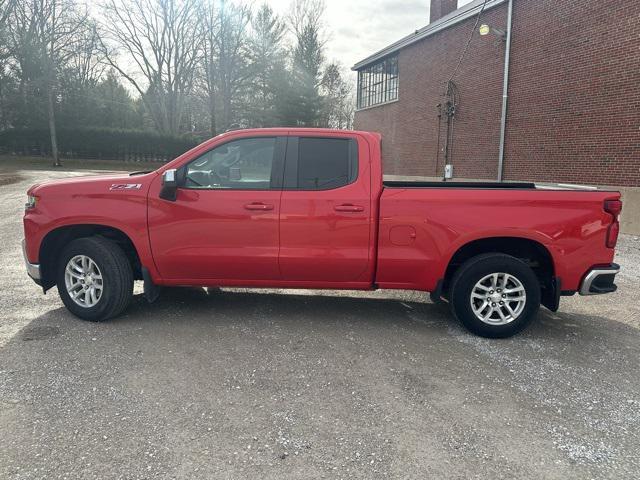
[479,24,506,40]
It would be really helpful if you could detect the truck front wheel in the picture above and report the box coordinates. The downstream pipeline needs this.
[449,253,540,338]
[56,237,133,322]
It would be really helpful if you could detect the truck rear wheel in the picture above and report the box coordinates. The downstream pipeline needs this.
[56,237,133,322]
[449,253,540,338]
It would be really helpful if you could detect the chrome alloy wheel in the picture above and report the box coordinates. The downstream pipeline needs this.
[64,255,103,308]
[470,272,526,325]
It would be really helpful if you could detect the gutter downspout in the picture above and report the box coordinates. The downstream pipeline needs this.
[497,0,513,182]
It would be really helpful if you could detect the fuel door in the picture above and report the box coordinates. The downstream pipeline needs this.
[390,225,417,246]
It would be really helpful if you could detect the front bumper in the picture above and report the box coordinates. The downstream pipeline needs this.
[22,239,41,282]
[579,263,619,295]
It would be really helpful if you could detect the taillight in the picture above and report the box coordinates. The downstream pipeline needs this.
[604,200,622,217]
[606,222,619,248]
[604,199,622,248]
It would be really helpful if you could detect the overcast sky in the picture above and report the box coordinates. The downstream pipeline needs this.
[268,0,475,76]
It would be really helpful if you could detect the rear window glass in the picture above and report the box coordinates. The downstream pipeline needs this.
[297,137,357,190]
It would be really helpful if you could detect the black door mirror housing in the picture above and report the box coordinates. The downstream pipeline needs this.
[160,168,178,201]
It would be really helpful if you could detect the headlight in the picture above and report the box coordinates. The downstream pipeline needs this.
[25,194,38,210]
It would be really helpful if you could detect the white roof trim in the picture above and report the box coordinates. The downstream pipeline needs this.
[352,0,507,70]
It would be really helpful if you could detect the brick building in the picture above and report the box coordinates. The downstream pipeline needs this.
[353,0,639,233]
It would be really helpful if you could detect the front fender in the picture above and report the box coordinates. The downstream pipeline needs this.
[23,171,161,283]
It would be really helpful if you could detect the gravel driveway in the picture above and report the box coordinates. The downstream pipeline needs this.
[1,168,639,479]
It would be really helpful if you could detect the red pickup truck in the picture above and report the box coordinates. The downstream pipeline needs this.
[23,128,622,337]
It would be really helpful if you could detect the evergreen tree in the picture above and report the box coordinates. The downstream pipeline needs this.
[320,62,354,129]
[248,3,286,127]
[286,0,326,127]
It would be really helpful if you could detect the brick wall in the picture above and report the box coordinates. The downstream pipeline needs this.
[504,0,640,186]
[430,0,458,22]
[354,0,640,187]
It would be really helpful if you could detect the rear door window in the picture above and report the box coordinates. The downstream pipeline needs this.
[284,137,358,190]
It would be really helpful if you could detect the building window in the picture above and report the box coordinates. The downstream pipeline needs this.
[357,56,398,109]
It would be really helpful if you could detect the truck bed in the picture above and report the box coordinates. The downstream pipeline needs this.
[375,185,620,293]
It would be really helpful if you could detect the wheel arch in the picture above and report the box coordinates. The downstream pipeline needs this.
[39,224,143,291]
[441,236,558,310]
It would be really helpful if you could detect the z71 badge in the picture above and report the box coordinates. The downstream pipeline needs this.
[110,183,142,191]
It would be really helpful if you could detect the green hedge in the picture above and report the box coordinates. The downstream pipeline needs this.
[0,127,200,162]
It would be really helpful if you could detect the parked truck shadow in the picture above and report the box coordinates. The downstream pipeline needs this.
[10,286,640,350]
[124,286,453,331]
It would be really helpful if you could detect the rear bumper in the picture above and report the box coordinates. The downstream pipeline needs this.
[579,263,619,296]
[22,239,42,284]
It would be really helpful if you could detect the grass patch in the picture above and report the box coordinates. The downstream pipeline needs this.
[0,172,24,186]
[0,155,163,173]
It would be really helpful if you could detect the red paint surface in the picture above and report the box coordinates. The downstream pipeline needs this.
[24,128,620,294]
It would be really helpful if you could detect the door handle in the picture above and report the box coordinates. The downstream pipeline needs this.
[244,202,274,211]
[334,204,365,212]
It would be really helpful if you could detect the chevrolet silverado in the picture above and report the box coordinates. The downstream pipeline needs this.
[23,128,622,337]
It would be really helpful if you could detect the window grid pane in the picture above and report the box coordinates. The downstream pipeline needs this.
[356,55,399,109]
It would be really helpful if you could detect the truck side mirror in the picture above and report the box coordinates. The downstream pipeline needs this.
[160,168,178,201]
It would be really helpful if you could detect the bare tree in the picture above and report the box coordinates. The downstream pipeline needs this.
[200,1,219,136]
[66,21,105,88]
[0,0,344,148]
[100,0,204,135]
[200,0,252,133]
[0,0,14,129]
[0,0,15,28]
[289,0,325,40]
[8,0,89,166]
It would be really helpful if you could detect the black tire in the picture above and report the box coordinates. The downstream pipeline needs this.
[56,237,133,322]
[449,253,540,338]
